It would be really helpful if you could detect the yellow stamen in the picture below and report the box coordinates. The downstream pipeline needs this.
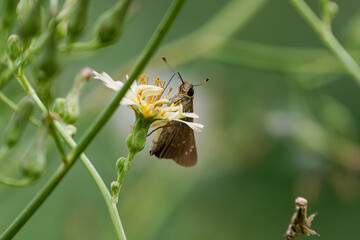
[160,80,166,88]
[164,87,173,99]
[139,75,146,85]
[147,96,153,105]
[174,99,181,106]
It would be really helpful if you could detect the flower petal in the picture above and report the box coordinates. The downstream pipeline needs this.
[153,99,169,106]
[183,113,199,118]
[93,70,123,91]
[120,98,138,106]
[173,119,204,132]
[142,88,164,97]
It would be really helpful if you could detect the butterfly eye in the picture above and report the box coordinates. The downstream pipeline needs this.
[187,87,194,97]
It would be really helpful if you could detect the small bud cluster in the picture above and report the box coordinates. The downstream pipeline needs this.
[111,116,152,202]
[0,0,133,187]
[53,67,92,135]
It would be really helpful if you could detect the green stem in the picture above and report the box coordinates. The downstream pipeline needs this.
[16,73,46,113]
[0,175,33,187]
[0,162,71,240]
[289,0,360,83]
[116,0,269,77]
[2,72,126,239]
[0,91,18,110]
[16,73,68,162]
[70,0,186,162]
[0,0,186,239]
[0,91,40,126]
[48,122,68,163]
[53,121,127,240]
[208,39,347,74]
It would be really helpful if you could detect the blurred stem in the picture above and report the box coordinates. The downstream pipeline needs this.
[290,0,360,84]
[0,175,33,187]
[116,0,268,77]
[48,123,68,163]
[0,91,40,126]
[0,0,186,239]
[52,121,127,240]
[16,72,67,163]
[0,91,18,110]
[208,39,353,74]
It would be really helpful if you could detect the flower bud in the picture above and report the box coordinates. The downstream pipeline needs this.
[67,0,89,42]
[18,0,42,41]
[5,97,34,148]
[111,181,120,195]
[65,124,77,136]
[116,157,126,171]
[327,2,338,19]
[132,128,147,152]
[53,97,66,118]
[52,68,91,124]
[22,147,46,180]
[126,133,135,153]
[53,97,78,124]
[17,0,36,19]
[73,67,92,91]
[93,0,131,45]
[7,35,23,60]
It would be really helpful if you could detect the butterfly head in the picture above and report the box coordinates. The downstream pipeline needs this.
[177,81,194,98]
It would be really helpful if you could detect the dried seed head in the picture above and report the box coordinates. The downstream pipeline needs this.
[295,197,308,206]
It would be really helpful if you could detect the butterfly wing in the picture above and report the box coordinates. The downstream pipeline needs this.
[149,117,197,167]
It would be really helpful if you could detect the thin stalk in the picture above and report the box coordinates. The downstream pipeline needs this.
[116,0,269,77]
[0,175,33,187]
[0,0,186,239]
[69,0,186,162]
[290,0,360,83]
[208,39,347,74]
[0,91,18,110]
[53,121,127,240]
[48,123,68,163]
[0,91,40,126]
[16,73,67,162]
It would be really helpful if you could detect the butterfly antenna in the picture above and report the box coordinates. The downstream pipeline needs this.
[193,78,210,87]
[162,56,184,83]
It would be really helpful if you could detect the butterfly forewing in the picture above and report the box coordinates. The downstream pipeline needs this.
[149,80,198,166]
[150,117,197,166]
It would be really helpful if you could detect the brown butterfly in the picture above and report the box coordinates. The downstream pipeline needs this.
[149,77,198,166]
[150,57,208,166]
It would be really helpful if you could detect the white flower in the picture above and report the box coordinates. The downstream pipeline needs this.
[93,70,204,132]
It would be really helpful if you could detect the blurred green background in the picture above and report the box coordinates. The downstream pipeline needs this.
[1,0,360,239]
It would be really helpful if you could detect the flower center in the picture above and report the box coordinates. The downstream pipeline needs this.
[136,75,175,118]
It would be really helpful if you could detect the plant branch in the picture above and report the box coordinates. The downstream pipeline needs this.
[0,175,33,187]
[0,91,41,126]
[0,0,186,239]
[208,39,349,74]
[290,0,360,83]
[116,0,269,77]
[70,0,186,163]
[53,121,127,240]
